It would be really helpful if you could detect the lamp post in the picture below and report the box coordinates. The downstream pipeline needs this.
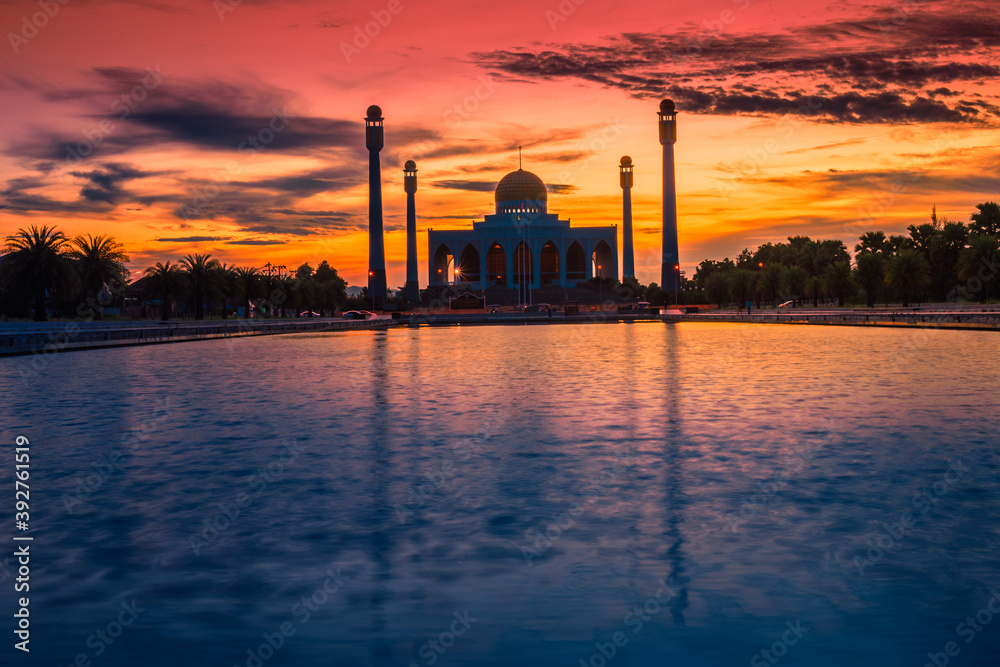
[674,263,679,307]
[598,264,603,310]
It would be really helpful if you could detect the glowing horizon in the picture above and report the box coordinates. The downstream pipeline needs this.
[2,0,998,287]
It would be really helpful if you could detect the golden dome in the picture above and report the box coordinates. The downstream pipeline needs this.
[495,169,547,203]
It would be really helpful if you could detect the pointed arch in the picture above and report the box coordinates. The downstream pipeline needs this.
[457,243,481,283]
[541,240,559,285]
[566,241,586,282]
[592,240,613,279]
[433,244,452,284]
[485,241,507,286]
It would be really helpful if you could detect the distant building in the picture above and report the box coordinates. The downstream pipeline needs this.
[427,168,618,290]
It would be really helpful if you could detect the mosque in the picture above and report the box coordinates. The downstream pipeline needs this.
[364,99,680,304]
[426,168,618,291]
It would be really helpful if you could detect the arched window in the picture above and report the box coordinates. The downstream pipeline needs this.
[541,241,559,285]
[486,242,507,285]
[458,244,481,283]
[592,240,613,279]
[433,244,452,284]
[566,241,586,282]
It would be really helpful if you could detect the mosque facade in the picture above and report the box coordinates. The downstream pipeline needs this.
[426,169,618,291]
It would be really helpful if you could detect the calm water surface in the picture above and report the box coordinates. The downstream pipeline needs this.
[2,322,999,666]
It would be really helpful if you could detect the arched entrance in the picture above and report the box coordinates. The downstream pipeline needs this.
[566,241,586,282]
[433,244,452,284]
[486,242,507,286]
[592,241,613,279]
[541,241,559,285]
[458,244,481,284]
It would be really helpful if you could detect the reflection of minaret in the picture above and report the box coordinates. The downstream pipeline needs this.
[367,332,394,661]
[366,105,387,309]
[620,156,635,280]
[658,99,680,300]
[403,160,419,304]
[661,326,689,626]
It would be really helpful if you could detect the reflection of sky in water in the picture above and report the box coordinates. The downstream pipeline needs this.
[1,323,998,666]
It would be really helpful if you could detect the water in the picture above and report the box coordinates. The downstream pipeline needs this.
[2,322,999,666]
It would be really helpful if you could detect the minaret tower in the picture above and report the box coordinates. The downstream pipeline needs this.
[620,156,635,280]
[403,160,419,304]
[658,99,680,302]
[365,104,387,309]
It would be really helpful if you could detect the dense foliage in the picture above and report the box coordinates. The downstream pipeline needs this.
[691,203,999,307]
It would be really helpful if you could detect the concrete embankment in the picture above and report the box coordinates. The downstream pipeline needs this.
[0,317,395,357]
[405,312,663,326]
[661,310,1000,331]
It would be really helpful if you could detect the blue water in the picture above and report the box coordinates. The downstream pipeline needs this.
[1,322,999,666]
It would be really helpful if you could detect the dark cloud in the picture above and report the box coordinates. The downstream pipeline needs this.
[70,162,165,204]
[431,180,497,192]
[226,239,286,245]
[170,196,364,236]
[470,2,1000,125]
[784,138,868,155]
[430,180,578,194]
[0,164,161,214]
[229,167,362,198]
[6,70,368,162]
[154,236,226,242]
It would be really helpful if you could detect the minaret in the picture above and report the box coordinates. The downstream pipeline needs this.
[658,99,680,301]
[365,105,387,309]
[620,156,635,280]
[403,160,419,304]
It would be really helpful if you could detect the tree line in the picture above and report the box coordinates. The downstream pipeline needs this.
[692,203,1000,308]
[3,203,997,320]
[0,225,355,321]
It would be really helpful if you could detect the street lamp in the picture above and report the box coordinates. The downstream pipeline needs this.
[598,264,603,310]
[369,271,375,311]
[674,263,679,307]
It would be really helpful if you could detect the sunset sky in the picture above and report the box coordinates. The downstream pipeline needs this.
[1,0,998,287]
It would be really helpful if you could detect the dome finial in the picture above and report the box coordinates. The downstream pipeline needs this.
[519,145,522,170]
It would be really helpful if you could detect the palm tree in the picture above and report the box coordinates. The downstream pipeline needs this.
[822,261,853,306]
[855,231,888,255]
[1,225,74,321]
[179,253,221,320]
[853,251,885,308]
[957,234,1000,302]
[69,234,130,319]
[213,263,240,319]
[970,202,1000,237]
[143,261,184,319]
[234,266,262,318]
[886,234,916,254]
[886,248,930,307]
